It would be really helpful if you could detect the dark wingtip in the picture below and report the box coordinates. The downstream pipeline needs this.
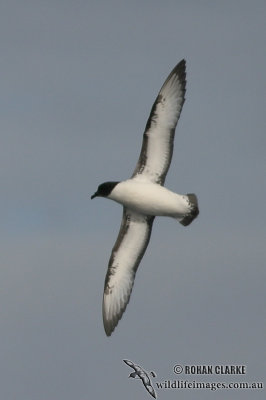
[102,301,120,337]
[104,324,113,337]
[103,309,123,337]
[166,58,186,83]
[179,58,186,67]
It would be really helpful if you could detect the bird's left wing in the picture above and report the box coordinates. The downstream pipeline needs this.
[103,208,154,336]
[123,359,136,369]
[132,59,186,185]
[123,359,143,372]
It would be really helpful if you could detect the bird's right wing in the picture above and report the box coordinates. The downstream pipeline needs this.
[103,209,154,336]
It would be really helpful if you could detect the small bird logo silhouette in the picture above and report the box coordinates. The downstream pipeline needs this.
[123,359,157,398]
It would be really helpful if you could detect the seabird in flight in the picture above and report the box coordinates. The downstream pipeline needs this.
[123,359,157,398]
[91,59,199,336]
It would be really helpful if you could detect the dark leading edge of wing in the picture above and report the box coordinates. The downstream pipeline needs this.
[132,59,186,185]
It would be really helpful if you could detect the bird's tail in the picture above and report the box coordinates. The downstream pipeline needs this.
[179,193,199,226]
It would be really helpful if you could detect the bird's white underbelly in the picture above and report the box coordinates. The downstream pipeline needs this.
[109,179,190,218]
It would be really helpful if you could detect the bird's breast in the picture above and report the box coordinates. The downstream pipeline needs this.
[109,180,190,217]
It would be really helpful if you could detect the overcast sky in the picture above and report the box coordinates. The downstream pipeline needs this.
[0,1,265,399]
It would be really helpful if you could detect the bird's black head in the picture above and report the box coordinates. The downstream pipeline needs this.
[129,372,136,378]
[91,181,119,199]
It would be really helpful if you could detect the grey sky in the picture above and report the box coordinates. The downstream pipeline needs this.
[0,1,265,399]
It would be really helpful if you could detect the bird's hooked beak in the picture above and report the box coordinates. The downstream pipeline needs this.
[91,192,98,199]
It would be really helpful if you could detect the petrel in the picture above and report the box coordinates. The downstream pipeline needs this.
[123,359,157,398]
[91,60,199,336]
